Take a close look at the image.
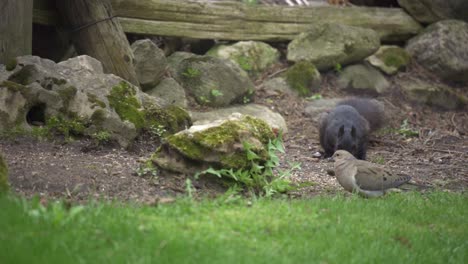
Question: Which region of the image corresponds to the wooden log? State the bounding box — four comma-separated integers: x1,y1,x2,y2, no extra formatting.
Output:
110,0,422,42
55,0,138,85
35,0,422,42
0,0,33,64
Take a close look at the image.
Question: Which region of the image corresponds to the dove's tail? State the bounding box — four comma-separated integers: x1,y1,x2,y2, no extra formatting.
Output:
399,181,432,191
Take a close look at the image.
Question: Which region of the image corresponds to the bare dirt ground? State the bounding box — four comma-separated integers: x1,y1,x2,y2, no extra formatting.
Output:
1,66,467,203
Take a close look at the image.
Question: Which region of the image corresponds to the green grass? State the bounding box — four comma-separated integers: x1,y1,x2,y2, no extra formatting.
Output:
0,192,467,264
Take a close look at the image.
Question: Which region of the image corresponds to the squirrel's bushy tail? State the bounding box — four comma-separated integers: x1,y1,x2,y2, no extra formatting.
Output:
337,98,385,132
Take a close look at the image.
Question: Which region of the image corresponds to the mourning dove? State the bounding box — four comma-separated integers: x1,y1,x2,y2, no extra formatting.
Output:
332,150,416,197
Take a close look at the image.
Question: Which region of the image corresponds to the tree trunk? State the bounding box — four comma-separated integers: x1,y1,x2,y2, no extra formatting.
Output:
55,0,138,86
0,0,33,64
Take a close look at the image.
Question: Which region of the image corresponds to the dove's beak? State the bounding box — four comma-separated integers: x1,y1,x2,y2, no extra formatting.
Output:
327,157,335,162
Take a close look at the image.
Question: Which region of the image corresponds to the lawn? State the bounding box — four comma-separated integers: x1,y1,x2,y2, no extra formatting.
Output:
0,192,466,264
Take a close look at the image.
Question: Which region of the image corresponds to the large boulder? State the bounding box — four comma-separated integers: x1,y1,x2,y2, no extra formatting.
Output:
337,63,390,94
190,104,288,134
207,41,280,77
0,153,8,193
406,20,468,83
398,0,468,24
0,55,189,147
287,24,380,71
169,54,255,107
152,114,276,174
399,77,467,110
131,39,167,91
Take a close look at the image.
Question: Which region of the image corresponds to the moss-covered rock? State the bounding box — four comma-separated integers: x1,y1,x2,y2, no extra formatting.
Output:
287,24,380,70
0,153,9,193
366,46,411,75
337,63,390,94
152,115,275,174
169,54,254,107
284,61,321,96
107,81,146,130
145,105,192,135
207,41,280,77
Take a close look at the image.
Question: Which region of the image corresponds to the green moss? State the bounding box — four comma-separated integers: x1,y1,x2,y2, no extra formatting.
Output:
87,93,106,108
0,81,26,92
379,47,411,69
241,115,275,144
90,109,107,126
0,154,9,193
285,61,320,96
9,65,35,85
46,116,86,138
5,58,17,71
219,152,251,168
145,105,191,135
107,81,145,130
166,133,207,161
58,86,77,108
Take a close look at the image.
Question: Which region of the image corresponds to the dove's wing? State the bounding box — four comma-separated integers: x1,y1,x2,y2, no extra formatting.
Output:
353,160,411,191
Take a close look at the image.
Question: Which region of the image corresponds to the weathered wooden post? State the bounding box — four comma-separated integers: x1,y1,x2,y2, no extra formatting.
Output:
0,0,33,64
55,0,139,86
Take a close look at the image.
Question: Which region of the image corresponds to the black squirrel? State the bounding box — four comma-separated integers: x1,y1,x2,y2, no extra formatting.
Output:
319,98,384,160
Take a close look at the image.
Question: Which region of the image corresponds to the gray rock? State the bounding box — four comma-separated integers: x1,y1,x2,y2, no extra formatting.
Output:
406,20,468,83
304,98,341,122
365,45,411,75
261,77,293,95
145,78,187,108
399,77,467,110
0,55,165,147
131,39,167,91
170,54,255,107
207,41,280,77
190,104,288,134
398,0,468,23
287,24,380,70
337,64,390,94
284,61,321,96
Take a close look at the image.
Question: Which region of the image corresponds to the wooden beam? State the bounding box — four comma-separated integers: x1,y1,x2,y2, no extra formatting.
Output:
34,0,422,42
0,0,33,64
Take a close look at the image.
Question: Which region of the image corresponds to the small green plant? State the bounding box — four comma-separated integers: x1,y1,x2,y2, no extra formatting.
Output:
22,196,85,227
397,119,419,138
91,130,111,144
46,116,86,139
237,56,253,71
198,95,211,104
334,63,342,73
149,124,167,138
182,67,201,78
372,156,385,165
135,164,158,178
210,89,224,97
185,178,195,200
195,135,301,197
305,93,323,101
243,96,251,104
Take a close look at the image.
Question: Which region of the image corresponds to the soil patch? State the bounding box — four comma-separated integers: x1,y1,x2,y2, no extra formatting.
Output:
1,70,467,202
